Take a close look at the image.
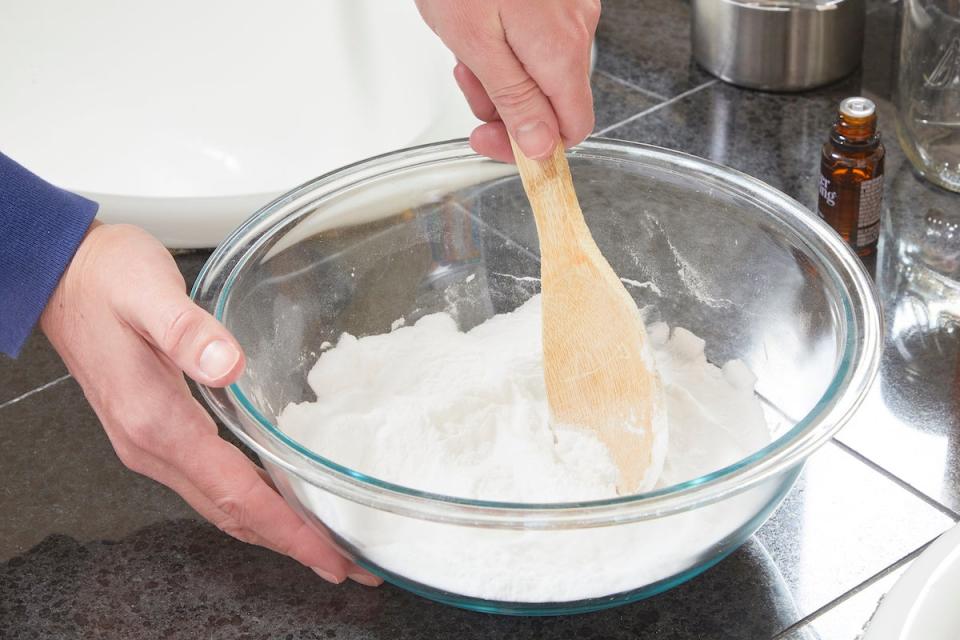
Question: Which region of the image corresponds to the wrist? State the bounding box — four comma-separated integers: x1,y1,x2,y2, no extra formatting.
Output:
40,219,104,341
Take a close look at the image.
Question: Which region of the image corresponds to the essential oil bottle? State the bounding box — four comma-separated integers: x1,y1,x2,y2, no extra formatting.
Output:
818,97,886,257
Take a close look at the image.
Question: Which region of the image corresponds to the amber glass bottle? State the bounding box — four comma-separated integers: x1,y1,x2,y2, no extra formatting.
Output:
818,97,886,257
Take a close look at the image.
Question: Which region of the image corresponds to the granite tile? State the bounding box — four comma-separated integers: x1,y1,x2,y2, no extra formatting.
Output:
868,0,899,14
596,0,712,99
0,249,211,409
754,442,954,618
173,248,214,289
0,378,198,561
0,331,67,406
860,0,899,102
591,70,661,133
595,0,895,102
1,519,803,639
834,344,960,516
0,248,212,560
595,0,896,101
602,1,902,212
777,561,911,640
604,76,862,212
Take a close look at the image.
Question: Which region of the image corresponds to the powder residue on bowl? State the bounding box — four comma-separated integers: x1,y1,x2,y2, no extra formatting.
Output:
279,295,770,501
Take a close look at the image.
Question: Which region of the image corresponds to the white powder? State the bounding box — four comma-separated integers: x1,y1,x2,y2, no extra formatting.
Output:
278,295,772,601
281,295,767,499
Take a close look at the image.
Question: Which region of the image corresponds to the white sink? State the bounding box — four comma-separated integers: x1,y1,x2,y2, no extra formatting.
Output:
864,522,960,640
0,0,477,247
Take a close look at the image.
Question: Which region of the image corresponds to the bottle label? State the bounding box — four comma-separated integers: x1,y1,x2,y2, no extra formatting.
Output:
818,175,838,207
857,175,883,248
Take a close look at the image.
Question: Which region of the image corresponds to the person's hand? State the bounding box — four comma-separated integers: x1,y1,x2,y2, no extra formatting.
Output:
41,222,380,587
416,0,600,162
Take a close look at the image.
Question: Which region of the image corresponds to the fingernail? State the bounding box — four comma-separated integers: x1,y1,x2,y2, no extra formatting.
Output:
199,340,239,379
515,121,556,159
348,571,383,587
312,567,344,584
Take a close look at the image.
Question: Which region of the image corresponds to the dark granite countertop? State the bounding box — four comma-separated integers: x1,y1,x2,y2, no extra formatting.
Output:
3,1,959,638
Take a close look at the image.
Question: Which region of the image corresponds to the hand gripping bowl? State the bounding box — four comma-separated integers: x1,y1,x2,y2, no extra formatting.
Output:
191,139,881,615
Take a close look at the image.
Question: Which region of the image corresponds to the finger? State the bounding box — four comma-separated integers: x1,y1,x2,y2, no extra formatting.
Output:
550,69,595,148
164,429,380,585
524,55,594,148
118,257,245,387
505,11,597,148
469,122,514,164
458,38,559,160
99,337,377,586
453,62,497,122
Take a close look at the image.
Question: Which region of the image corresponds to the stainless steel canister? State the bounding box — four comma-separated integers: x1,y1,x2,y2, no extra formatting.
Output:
691,0,867,91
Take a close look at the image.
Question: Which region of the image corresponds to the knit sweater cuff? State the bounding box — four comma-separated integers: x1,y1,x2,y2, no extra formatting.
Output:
0,152,98,357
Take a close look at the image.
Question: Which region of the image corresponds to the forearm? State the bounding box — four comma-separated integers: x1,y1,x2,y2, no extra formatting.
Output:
0,152,98,357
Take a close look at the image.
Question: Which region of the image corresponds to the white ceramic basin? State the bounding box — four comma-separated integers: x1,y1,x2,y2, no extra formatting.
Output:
0,0,477,247
865,522,960,640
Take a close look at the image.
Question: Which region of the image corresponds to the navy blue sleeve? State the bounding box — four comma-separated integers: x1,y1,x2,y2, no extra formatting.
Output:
0,152,98,357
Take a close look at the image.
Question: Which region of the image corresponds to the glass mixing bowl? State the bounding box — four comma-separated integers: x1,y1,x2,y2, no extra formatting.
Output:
192,139,881,615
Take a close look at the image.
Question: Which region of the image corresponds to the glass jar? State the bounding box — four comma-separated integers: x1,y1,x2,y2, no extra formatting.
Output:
896,0,960,192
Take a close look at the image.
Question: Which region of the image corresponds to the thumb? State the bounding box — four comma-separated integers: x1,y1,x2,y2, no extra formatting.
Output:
125,277,245,387
461,44,559,160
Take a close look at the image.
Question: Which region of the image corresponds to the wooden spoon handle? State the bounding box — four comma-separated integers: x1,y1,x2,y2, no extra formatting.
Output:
509,139,591,256
509,136,665,494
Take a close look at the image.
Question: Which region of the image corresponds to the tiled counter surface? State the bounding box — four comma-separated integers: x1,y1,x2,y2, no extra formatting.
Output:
3,1,959,638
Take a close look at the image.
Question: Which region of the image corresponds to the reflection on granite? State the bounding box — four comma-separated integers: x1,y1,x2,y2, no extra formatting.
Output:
778,561,911,640
754,443,951,618
836,214,960,514
1,519,802,640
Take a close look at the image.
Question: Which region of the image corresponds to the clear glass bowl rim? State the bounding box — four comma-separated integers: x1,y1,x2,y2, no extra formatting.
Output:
192,138,882,527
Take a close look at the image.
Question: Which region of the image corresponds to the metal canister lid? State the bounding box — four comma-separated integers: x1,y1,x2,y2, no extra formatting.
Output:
840,97,876,119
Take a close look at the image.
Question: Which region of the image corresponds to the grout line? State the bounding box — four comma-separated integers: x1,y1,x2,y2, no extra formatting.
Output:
594,69,668,102
772,540,933,639
451,201,543,265
595,78,718,137
831,438,960,521
756,391,801,424
0,373,73,411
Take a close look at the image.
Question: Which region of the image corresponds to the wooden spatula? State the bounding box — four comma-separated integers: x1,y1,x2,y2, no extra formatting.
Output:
510,139,665,495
